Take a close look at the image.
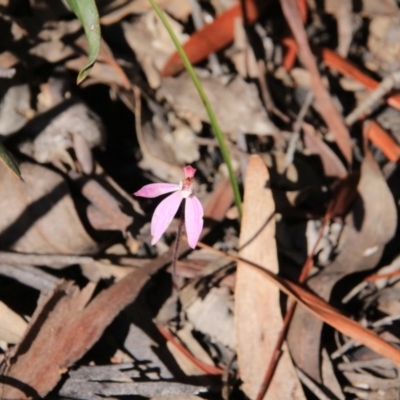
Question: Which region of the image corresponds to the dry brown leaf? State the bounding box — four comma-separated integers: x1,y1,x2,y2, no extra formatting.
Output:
0,281,97,400
122,13,188,82
0,301,27,344
367,15,400,74
82,179,133,233
288,152,397,383
29,40,75,63
0,161,98,254
315,0,398,17
18,98,105,170
100,0,191,25
302,122,347,178
80,260,135,282
26,19,80,64
325,0,353,57
122,322,173,379
0,51,19,69
355,0,398,16
321,348,345,400
235,155,304,399
137,115,199,180
60,379,204,400
158,74,278,136
186,286,235,349
0,83,31,136
71,36,132,91
171,324,216,376
66,55,128,88
137,120,185,183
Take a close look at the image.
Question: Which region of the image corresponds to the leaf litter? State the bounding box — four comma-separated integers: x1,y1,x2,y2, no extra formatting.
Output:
2,0,400,399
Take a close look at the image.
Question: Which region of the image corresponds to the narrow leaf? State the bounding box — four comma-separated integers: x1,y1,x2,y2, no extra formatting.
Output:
66,0,101,84
0,142,22,180
148,0,242,219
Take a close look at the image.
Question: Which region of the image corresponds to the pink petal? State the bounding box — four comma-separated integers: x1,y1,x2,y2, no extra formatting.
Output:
134,183,180,198
151,191,183,245
184,195,204,249
183,165,196,178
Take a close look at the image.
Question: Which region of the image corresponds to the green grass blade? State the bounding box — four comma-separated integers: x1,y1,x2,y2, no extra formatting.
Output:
148,0,242,219
66,0,101,84
0,142,22,180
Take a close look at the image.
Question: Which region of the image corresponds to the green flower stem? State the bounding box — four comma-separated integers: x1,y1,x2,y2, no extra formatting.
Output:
148,0,242,219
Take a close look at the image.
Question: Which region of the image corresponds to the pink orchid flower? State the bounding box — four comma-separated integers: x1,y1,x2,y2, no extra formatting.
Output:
134,166,204,249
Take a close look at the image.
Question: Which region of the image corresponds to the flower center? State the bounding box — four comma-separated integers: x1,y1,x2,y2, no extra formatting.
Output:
181,177,193,198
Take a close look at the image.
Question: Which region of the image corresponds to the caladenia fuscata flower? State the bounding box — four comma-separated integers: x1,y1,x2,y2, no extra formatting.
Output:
134,166,204,249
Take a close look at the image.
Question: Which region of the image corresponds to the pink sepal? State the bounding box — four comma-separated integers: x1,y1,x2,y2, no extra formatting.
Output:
185,194,204,249
151,191,183,245
183,165,196,178
134,183,180,198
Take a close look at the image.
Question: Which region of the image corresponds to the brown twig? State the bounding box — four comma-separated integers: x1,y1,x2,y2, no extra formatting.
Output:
156,323,223,375
0,251,94,268
285,90,314,169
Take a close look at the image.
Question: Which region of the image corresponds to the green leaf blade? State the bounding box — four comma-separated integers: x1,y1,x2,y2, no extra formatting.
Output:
147,0,242,219
66,0,101,84
0,142,22,180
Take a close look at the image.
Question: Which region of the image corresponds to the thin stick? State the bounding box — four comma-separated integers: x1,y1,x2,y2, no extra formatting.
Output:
285,90,314,169
345,70,400,126
257,59,289,123
296,368,332,400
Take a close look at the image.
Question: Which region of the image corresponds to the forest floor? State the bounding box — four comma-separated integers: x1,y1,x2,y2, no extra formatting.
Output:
1,0,400,399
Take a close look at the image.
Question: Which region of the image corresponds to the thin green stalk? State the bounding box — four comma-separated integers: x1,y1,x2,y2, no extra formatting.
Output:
148,0,242,219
